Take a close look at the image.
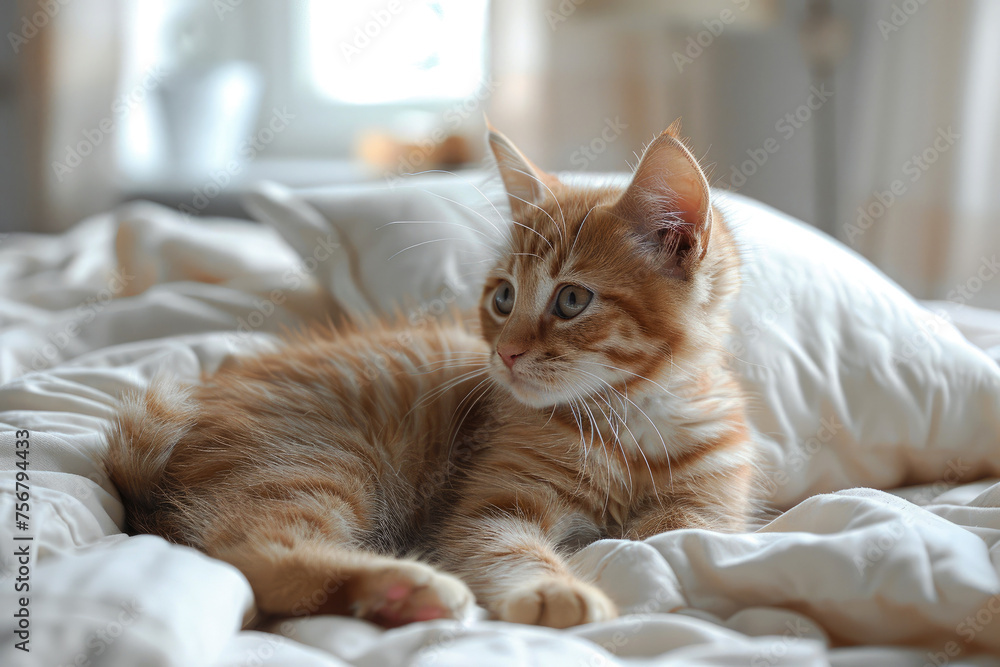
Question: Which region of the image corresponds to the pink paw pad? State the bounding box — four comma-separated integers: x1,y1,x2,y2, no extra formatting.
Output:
384,584,411,601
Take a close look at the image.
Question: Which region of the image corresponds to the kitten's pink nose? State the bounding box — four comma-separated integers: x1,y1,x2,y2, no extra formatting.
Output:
498,344,527,369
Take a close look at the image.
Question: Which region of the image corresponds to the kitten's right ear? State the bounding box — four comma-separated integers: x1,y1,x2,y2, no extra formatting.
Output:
486,121,552,219
609,120,713,277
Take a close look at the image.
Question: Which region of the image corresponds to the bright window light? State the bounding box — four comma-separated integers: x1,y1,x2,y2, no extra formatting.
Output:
308,0,489,105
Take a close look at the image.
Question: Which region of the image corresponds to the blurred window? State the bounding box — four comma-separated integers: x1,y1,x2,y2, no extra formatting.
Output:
308,0,489,105
117,0,492,169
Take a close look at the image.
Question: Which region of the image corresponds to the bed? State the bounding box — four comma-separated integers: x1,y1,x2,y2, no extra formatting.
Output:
1,170,999,666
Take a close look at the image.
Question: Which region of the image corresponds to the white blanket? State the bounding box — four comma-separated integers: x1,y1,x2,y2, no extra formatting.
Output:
1,202,999,666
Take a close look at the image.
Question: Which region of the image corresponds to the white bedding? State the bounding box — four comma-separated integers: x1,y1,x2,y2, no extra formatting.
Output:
2,196,1000,666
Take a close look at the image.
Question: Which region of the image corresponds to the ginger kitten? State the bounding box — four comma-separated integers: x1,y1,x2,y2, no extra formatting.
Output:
104,122,754,630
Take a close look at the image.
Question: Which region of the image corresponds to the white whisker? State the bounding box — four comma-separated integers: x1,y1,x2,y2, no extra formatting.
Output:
406,187,509,247
569,206,598,258
506,191,559,239
378,220,499,245
388,238,479,261
447,376,496,458
576,360,678,398
509,167,566,243
400,169,511,233
575,368,672,493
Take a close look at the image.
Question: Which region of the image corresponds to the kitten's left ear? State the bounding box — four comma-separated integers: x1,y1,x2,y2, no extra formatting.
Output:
485,120,556,220
610,120,713,276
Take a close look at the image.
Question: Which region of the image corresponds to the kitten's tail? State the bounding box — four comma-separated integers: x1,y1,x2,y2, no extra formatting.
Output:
103,380,197,541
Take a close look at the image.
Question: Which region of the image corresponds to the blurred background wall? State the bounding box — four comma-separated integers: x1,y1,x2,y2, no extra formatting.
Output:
2,0,999,308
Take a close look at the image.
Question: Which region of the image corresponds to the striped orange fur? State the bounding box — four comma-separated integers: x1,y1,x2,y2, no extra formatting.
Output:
103,123,754,629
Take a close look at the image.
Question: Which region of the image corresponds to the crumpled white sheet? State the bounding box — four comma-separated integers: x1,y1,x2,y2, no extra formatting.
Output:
1,202,999,666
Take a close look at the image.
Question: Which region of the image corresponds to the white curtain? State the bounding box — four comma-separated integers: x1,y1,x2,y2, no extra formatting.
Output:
839,0,1000,309
40,0,123,232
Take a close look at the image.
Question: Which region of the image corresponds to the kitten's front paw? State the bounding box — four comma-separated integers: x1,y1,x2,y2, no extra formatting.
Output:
497,577,617,628
352,560,475,628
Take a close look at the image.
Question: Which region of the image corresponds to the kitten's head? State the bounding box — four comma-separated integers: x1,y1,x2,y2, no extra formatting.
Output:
480,121,740,409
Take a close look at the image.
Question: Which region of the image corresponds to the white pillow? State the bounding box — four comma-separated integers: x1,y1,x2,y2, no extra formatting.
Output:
243,178,498,321
245,174,1000,508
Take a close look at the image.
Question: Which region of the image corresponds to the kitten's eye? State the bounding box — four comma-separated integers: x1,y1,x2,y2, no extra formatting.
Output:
554,285,593,319
494,280,515,315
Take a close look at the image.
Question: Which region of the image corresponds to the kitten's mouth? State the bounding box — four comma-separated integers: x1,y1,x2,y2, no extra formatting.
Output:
493,365,562,408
